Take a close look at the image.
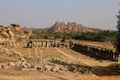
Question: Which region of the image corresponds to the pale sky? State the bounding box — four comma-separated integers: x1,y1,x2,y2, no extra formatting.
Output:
0,0,119,30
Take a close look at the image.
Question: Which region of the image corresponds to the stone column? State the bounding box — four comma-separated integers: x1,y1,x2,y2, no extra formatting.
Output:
114,51,119,62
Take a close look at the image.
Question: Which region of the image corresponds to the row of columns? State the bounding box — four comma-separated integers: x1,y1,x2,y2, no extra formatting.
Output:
27,40,73,48
0,40,74,48
73,43,119,62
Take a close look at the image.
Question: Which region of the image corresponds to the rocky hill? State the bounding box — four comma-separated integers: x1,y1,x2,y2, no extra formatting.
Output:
0,24,32,42
49,21,101,33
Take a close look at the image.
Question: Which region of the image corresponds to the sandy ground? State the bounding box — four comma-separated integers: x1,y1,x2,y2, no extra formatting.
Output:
0,70,119,80
0,40,120,80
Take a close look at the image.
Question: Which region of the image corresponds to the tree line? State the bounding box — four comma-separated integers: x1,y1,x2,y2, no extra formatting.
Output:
30,30,117,43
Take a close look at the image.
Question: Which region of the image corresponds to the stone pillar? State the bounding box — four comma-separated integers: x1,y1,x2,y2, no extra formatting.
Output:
112,51,115,61
67,42,69,48
110,50,113,60
46,41,47,47
43,41,45,47
55,43,57,48
41,41,43,47
114,51,119,62
108,50,111,60
101,49,105,59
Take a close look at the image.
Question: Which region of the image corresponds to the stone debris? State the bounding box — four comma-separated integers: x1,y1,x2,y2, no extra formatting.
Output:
0,46,31,59
0,55,92,74
0,61,33,69
11,51,23,57
68,64,92,74
34,65,41,70
0,46,92,74
43,64,53,72
42,56,92,74
9,62,16,67
51,65,60,72
0,63,10,69
43,64,61,72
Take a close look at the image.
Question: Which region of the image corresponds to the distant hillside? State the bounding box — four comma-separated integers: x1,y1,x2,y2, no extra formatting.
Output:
49,21,102,33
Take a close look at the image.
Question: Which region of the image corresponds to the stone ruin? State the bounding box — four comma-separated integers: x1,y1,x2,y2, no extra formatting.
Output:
72,43,120,62
0,38,119,62
26,39,74,48
0,39,119,75
0,45,93,74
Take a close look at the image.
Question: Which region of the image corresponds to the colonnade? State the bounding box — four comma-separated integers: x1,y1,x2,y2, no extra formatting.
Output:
73,43,119,62
27,40,74,48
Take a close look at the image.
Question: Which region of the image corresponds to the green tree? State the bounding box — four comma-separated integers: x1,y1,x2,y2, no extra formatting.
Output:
116,10,120,52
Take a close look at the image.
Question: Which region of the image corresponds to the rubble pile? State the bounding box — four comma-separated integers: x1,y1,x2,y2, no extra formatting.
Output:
43,56,92,74
0,46,93,74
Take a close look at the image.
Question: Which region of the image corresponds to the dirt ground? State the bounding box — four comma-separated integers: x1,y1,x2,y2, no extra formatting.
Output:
0,40,120,80
74,40,116,50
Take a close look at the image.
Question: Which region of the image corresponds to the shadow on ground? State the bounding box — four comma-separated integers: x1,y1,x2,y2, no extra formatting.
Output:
93,63,120,76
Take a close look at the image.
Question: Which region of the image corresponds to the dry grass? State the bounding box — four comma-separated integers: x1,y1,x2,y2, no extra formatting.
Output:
74,40,115,50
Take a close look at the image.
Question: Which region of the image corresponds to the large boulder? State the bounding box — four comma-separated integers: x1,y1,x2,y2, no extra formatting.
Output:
1,31,9,38
11,24,20,31
8,30,14,38
0,24,33,41
0,63,10,69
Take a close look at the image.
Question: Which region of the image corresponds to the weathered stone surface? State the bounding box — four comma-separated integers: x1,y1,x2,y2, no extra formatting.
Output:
0,24,32,41
34,65,41,70
0,63,10,69
43,64,52,72
9,62,16,67
51,65,60,72
0,63,5,69
43,64,62,72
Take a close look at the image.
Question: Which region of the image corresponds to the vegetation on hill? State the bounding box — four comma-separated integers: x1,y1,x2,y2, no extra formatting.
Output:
29,21,117,43
30,29,117,43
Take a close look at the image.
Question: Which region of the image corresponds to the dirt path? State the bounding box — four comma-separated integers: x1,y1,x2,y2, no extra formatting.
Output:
0,70,85,80
56,48,75,60
0,75,57,80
